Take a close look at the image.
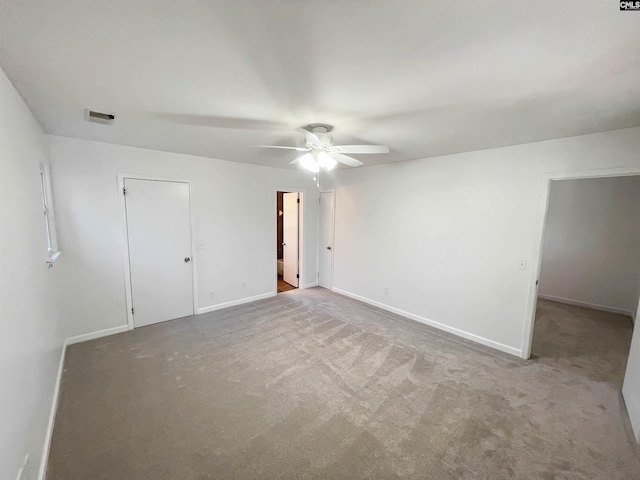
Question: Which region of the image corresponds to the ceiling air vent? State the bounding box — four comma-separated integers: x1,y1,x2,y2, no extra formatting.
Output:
86,109,115,125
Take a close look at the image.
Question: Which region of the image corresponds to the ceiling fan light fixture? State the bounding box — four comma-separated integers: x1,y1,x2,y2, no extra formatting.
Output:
298,152,319,173
318,151,337,170
251,124,387,171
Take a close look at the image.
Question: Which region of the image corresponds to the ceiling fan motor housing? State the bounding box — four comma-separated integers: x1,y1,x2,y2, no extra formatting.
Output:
303,123,333,133
302,124,334,148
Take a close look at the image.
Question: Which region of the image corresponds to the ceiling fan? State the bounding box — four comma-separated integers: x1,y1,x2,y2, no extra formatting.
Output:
250,124,389,172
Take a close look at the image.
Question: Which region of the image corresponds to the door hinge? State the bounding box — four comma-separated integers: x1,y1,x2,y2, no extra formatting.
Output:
131,307,134,315
296,273,299,279
123,187,126,195
297,198,300,204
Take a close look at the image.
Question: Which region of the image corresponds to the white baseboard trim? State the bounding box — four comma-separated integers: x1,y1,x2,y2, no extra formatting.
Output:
66,325,131,346
538,294,634,319
37,344,66,480
302,282,318,289
332,287,522,358
197,292,276,315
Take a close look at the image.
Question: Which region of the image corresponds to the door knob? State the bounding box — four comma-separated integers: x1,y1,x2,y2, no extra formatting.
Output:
184,257,191,263
282,242,286,246
326,246,332,250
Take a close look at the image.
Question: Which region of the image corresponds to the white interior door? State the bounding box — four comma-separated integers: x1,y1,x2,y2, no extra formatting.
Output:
319,191,335,289
125,179,194,327
283,192,299,287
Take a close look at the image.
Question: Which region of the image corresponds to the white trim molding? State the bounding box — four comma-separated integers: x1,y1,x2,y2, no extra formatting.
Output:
538,294,634,319
332,287,522,357
197,292,276,315
66,325,131,346
37,345,65,480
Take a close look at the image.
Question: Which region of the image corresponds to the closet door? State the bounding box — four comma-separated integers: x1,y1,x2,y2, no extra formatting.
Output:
319,191,335,289
125,179,193,327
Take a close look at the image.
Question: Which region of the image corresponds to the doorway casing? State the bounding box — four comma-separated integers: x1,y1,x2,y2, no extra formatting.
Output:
274,187,308,293
522,166,640,360
118,173,199,330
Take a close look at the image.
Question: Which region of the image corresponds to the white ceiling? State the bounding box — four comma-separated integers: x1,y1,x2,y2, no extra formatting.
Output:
1,1,639,168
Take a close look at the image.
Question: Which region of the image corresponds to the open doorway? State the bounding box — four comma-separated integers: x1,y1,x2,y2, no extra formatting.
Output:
276,191,301,293
528,175,640,385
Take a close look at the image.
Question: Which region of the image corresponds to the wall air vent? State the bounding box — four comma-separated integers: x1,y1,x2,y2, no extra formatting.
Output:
85,109,115,125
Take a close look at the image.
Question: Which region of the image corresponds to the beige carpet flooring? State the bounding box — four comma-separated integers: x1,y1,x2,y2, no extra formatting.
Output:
46,289,640,479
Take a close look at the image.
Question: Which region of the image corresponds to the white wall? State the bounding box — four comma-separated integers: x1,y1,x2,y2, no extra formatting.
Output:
48,136,319,338
538,176,640,317
327,126,640,357
0,68,64,478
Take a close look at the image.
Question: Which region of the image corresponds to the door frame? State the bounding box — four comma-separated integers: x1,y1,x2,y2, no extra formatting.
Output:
521,165,640,360
118,173,199,329
274,187,307,293
318,189,336,290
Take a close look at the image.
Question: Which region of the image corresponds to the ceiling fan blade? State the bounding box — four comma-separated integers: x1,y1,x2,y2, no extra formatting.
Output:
333,153,364,167
301,129,324,149
332,145,389,154
249,145,310,151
